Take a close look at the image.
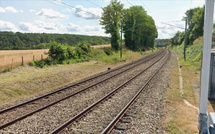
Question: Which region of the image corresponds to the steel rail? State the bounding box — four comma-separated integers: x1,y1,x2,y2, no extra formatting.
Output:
101,50,170,134
0,49,163,115
0,50,165,129
50,50,167,134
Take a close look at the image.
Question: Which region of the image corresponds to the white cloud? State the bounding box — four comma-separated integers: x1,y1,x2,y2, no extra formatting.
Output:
55,0,61,4
156,21,185,39
19,22,38,32
0,7,5,12
35,20,65,31
36,8,67,19
67,23,107,36
66,8,72,12
18,21,66,33
84,25,100,32
0,6,19,13
0,20,16,31
67,23,81,32
70,5,102,20
29,9,36,13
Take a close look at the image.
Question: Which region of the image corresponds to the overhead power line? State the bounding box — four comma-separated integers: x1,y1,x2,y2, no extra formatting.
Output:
126,0,133,6
45,0,98,19
161,22,184,29
86,0,102,8
139,0,159,22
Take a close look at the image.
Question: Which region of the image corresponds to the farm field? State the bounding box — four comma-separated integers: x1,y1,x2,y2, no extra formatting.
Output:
0,44,111,71
0,49,49,71
91,44,111,49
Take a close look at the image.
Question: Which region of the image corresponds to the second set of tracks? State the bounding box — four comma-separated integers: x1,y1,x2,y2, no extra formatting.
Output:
0,49,170,133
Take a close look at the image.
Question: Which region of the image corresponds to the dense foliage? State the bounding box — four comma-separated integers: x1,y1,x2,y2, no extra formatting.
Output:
0,32,110,50
31,41,92,68
155,39,171,47
100,0,124,50
171,6,204,46
123,6,158,51
185,7,204,45
100,1,157,51
171,31,185,46
30,41,147,68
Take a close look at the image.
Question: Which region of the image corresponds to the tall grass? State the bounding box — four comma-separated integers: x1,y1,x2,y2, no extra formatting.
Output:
171,37,205,69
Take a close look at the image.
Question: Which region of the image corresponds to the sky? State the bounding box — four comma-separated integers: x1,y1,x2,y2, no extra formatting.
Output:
0,0,206,39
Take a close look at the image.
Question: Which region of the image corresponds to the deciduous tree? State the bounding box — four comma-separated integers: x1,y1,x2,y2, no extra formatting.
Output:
100,0,124,50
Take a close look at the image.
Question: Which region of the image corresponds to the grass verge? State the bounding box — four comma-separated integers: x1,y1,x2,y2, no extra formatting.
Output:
0,49,155,106
164,52,214,134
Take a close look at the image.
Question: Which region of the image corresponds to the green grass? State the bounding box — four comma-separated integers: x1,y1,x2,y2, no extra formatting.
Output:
170,37,215,70
1,67,12,73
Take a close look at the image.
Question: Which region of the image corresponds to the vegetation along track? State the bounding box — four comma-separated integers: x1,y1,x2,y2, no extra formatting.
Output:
50,50,169,134
0,49,165,131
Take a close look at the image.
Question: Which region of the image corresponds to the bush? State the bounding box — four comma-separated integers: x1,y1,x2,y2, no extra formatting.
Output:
29,61,36,66
1,67,11,73
75,41,91,58
48,42,68,61
104,48,113,56
67,45,76,59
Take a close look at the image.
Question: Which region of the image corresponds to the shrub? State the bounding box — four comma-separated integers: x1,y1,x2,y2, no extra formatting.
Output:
1,67,11,73
48,42,68,61
67,45,76,59
104,48,113,56
29,61,36,66
75,41,91,58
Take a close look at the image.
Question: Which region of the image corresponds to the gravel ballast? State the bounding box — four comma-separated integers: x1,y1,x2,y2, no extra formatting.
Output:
0,51,164,133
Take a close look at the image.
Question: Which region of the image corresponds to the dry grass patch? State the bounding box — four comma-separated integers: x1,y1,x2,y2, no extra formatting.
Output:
164,55,215,134
164,63,199,133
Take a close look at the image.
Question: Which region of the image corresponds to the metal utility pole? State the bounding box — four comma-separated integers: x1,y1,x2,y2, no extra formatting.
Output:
184,18,188,61
198,0,214,133
120,23,123,59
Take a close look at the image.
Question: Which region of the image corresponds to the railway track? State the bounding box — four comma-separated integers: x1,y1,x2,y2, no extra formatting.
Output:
0,49,165,131
50,50,170,134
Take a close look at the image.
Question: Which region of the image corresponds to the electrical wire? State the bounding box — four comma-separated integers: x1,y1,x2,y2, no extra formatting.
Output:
45,0,99,18
139,0,159,22
86,0,102,8
126,0,133,6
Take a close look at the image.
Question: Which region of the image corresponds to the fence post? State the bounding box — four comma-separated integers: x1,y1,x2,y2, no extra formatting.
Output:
21,56,24,66
33,55,35,61
41,54,43,60
11,58,13,69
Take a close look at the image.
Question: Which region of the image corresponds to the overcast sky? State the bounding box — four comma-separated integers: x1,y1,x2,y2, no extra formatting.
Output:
0,0,206,39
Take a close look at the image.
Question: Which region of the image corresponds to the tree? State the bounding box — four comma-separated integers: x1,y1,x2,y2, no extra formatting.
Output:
185,6,204,45
100,0,124,50
0,32,110,50
123,6,157,51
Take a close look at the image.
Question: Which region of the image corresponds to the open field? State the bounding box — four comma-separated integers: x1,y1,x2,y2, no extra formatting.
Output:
0,45,111,71
91,44,111,49
0,49,49,71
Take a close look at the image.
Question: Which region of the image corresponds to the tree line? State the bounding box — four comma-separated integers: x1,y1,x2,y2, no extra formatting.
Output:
0,32,110,50
100,0,157,51
171,6,204,46
155,39,171,48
